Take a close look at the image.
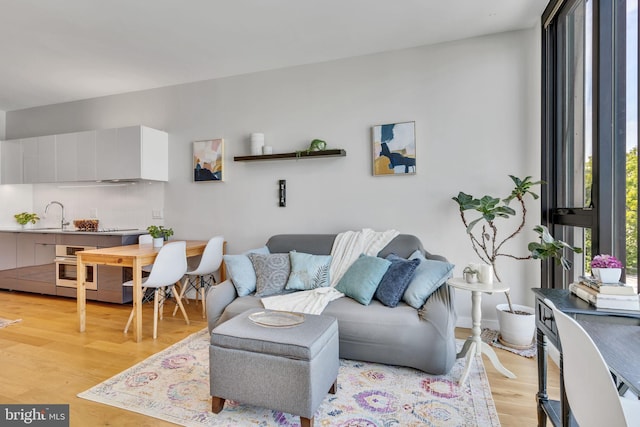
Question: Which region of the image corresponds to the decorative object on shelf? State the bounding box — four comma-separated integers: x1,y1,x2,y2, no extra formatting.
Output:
453,175,582,348
193,138,224,182
147,225,174,247
250,133,264,155
463,266,478,283
73,219,99,231
372,121,416,176
295,138,327,158
14,212,40,227
234,149,346,162
590,254,623,283
262,146,273,155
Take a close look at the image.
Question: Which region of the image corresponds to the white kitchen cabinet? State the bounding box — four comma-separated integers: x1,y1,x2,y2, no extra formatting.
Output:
55,130,96,182
96,125,168,181
22,135,56,183
0,125,167,184
0,139,23,184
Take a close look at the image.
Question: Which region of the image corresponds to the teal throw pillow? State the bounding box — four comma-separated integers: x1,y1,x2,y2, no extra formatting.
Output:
223,246,270,296
375,254,421,307
285,251,332,291
335,254,391,305
402,250,454,309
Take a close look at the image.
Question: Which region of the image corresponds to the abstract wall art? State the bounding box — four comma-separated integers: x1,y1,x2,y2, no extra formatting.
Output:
193,138,224,182
372,121,416,176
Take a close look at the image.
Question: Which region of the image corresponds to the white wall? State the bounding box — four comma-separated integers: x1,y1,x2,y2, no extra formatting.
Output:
4,28,541,328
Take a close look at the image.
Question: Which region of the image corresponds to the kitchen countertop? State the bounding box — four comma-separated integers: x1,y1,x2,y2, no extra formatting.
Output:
0,227,146,236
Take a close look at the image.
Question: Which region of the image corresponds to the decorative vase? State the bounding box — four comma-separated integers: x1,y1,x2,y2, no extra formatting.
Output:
153,237,164,248
592,267,622,284
463,271,478,284
496,304,535,347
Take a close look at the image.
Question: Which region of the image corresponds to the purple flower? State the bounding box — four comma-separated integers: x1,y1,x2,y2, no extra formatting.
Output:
591,254,623,269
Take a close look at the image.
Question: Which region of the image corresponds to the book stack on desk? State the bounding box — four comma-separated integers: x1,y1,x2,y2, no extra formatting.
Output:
569,276,640,311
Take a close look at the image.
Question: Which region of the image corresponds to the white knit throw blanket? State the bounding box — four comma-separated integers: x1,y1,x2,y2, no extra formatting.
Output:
329,228,400,287
261,229,399,314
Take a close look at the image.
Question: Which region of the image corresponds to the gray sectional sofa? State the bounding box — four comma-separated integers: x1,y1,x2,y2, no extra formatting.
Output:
205,233,457,375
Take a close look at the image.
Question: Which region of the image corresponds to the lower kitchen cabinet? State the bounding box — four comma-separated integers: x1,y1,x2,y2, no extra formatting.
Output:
0,231,141,303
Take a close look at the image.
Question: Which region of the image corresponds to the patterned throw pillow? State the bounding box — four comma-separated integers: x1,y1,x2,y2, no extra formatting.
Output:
249,253,291,297
285,251,332,291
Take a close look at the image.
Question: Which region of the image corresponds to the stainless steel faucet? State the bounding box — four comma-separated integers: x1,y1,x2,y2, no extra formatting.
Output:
45,201,70,230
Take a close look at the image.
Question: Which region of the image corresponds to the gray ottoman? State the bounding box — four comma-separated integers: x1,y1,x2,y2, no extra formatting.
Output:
210,308,339,427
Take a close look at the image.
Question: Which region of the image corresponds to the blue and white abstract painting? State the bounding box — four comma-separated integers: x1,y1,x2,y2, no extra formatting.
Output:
372,121,416,176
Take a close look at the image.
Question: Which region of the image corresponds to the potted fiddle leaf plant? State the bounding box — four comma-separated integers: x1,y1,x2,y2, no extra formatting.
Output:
453,175,582,347
147,225,174,247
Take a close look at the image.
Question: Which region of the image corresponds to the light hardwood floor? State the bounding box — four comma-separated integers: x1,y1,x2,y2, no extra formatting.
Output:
0,290,559,426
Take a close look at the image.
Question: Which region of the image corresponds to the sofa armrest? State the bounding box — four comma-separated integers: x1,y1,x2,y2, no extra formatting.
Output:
205,279,238,333
418,283,457,371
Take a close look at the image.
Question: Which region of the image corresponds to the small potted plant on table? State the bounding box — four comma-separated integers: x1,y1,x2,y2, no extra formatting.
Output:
147,225,174,247
590,254,623,283
14,212,40,229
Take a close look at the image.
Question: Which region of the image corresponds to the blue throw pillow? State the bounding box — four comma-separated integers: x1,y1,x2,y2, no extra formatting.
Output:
375,254,421,307
402,250,454,309
285,251,332,291
335,254,391,305
223,246,270,296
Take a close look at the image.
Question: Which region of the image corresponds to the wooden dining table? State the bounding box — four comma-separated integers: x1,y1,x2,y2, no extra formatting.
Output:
76,240,208,342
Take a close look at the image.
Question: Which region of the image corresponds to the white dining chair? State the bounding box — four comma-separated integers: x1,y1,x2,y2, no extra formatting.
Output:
124,241,189,339
545,298,640,427
173,236,224,318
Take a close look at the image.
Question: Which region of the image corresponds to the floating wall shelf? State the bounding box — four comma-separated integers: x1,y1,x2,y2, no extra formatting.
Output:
234,149,346,162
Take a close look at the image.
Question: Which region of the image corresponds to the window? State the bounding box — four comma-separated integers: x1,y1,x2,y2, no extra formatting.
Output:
542,0,638,290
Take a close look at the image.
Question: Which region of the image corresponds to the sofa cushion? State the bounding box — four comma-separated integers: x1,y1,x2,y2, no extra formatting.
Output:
249,253,291,297
375,254,420,307
334,254,391,305
224,246,270,296
285,251,332,291
403,250,454,309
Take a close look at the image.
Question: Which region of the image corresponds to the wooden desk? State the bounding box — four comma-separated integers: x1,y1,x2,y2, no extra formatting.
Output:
77,240,208,342
532,288,640,426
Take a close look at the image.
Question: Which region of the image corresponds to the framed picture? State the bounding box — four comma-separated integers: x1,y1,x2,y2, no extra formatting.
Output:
372,121,416,176
193,138,224,182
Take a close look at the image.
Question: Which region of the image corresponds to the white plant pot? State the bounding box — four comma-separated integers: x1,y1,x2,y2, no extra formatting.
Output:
496,303,535,347
592,267,622,284
153,237,164,248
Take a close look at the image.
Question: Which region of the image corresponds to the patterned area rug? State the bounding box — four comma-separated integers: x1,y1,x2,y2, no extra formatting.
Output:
79,329,500,426
481,328,537,358
0,317,21,328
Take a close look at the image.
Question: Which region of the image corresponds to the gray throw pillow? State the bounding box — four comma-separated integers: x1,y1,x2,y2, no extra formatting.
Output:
375,253,421,307
249,253,291,297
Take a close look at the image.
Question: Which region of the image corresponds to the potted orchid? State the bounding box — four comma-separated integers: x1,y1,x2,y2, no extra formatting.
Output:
590,254,623,284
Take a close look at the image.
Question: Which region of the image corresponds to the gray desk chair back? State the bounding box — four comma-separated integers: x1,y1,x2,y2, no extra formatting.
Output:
544,298,640,427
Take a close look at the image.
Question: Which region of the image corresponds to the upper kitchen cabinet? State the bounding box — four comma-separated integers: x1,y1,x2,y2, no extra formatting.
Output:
23,135,56,183
95,125,168,182
56,130,97,182
0,125,168,184
0,139,23,184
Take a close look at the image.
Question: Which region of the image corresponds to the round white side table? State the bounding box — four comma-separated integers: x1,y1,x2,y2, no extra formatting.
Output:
447,277,517,385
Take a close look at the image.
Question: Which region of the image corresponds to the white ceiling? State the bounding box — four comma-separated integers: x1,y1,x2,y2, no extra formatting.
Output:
0,0,548,112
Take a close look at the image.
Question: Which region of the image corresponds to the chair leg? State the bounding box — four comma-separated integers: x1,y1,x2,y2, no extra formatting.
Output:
153,289,160,339
124,287,146,334
171,283,190,325
200,285,207,318
172,276,190,316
